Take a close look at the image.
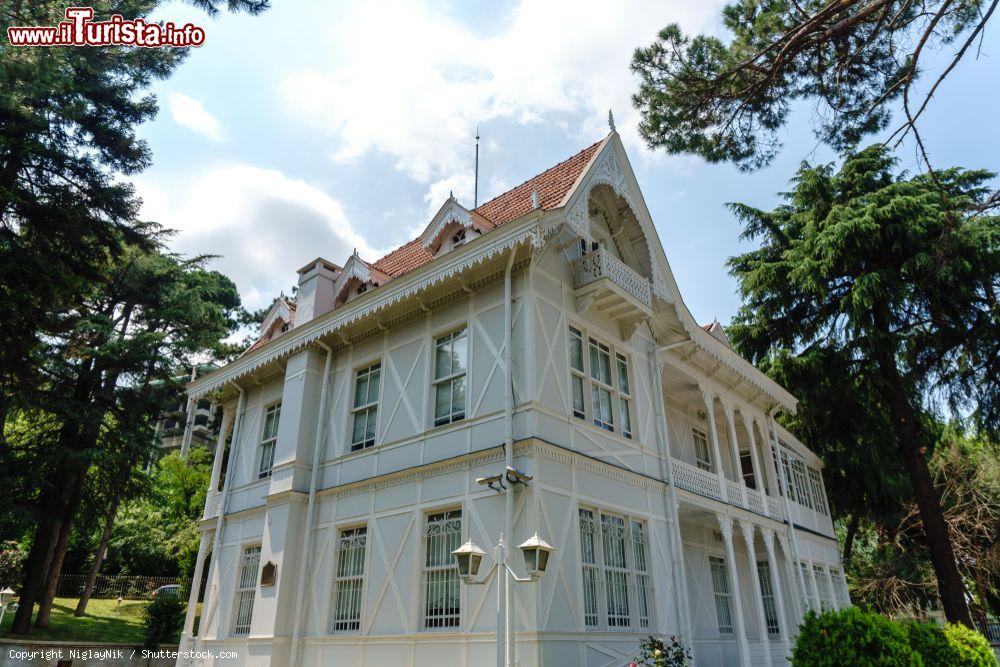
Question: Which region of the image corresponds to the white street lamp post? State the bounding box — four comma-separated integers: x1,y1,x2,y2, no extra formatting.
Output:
0,587,15,628
453,531,555,667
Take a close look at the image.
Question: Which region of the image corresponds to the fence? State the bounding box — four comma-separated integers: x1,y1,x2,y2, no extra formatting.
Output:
55,574,189,600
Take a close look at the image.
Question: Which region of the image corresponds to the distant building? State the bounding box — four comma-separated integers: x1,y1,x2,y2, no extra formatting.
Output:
155,365,221,459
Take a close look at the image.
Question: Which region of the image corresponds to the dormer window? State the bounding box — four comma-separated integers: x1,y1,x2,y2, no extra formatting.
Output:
357,283,368,295
452,229,467,247
420,196,494,256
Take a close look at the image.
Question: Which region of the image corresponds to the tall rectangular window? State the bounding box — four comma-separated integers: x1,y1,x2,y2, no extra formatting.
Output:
433,328,467,427
423,509,462,629
258,403,281,479
578,507,652,629
814,564,833,611
739,451,757,489
792,458,813,508
569,327,586,420
831,568,850,607
800,561,816,610
330,526,367,632
231,545,260,637
351,363,380,451
807,467,828,515
781,450,796,501
757,560,780,636
616,353,632,439
709,555,734,635
693,428,713,471
589,340,614,432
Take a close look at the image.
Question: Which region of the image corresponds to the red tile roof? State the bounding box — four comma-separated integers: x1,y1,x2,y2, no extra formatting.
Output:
372,138,603,278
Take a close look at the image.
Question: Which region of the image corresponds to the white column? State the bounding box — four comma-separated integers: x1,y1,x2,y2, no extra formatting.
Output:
761,528,790,656
777,533,806,623
741,411,769,517
702,388,728,502
740,521,772,667
179,531,211,652
718,514,750,667
204,405,234,516
723,402,748,508
825,567,840,611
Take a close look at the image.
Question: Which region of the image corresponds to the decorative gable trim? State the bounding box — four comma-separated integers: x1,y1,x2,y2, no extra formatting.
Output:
260,297,293,336
420,196,494,253
331,253,391,307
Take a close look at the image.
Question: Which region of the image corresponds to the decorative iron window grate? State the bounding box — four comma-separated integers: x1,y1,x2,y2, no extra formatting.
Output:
331,526,367,632
423,509,462,629
709,555,734,635
231,545,260,637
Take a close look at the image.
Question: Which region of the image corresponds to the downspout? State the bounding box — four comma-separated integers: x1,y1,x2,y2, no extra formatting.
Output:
649,343,692,642
290,341,334,666
503,249,516,667
206,382,247,634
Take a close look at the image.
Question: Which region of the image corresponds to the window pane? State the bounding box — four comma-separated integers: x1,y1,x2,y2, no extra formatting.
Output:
572,376,585,419
578,509,599,627
434,383,451,421
367,366,381,404
620,398,632,439
709,556,733,634
435,340,451,379
569,328,584,371
424,510,462,629
451,330,467,374
451,376,465,416
332,527,367,632
352,412,367,447
354,375,369,408
232,545,260,637
616,355,630,395
757,560,780,635
694,429,712,471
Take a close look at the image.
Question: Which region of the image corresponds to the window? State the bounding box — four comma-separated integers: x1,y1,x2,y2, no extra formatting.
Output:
709,555,734,634
423,509,462,629
739,451,757,489
569,327,586,420
807,467,828,515
351,363,381,451
589,340,614,431
757,560,780,636
771,443,786,496
780,450,796,501
451,229,467,247
617,354,632,439
814,564,833,611
258,403,281,479
433,328,467,426
831,568,850,607
577,507,652,629
791,458,813,508
799,561,816,611
331,526,367,632
231,545,260,637
693,428,713,471
567,327,633,436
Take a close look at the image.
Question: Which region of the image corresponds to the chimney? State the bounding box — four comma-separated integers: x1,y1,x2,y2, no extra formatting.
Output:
295,257,341,326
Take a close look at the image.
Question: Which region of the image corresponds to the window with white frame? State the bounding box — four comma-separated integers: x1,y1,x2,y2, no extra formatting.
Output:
423,509,462,629
739,451,757,489
709,555,734,634
577,507,652,629
433,328,467,427
799,561,816,610
569,327,586,420
258,403,281,479
814,564,833,610
350,363,381,451
567,327,634,436
693,428,713,471
756,560,780,636
807,467,828,515
330,526,367,632
616,353,633,439
792,458,813,508
831,568,850,607
231,544,260,637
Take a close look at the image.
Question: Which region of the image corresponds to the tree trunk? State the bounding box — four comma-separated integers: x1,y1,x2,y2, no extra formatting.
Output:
843,510,860,566
10,516,59,634
75,485,125,617
874,348,973,627
34,516,74,628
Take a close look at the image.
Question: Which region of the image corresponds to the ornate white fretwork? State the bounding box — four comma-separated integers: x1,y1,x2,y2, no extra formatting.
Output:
571,246,653,309
420,197,476,251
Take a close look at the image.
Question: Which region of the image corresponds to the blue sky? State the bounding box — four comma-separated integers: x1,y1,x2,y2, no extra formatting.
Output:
137,0,999,323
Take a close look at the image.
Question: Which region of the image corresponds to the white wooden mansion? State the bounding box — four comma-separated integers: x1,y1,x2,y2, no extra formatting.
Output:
178,129,849,667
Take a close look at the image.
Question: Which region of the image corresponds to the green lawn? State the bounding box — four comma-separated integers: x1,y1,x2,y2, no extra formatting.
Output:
0,597,149,643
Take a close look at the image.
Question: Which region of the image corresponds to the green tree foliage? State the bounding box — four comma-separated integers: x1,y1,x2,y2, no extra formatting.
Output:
143,596,185,647
726,145,999,625
631,0,997,171
793,608,921,666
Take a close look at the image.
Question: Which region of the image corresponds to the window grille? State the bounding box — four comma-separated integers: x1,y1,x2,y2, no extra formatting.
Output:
757,560,780,635
423,509,462,629
331,526,367,632
631,520,651,628
601,514,630,627
258,403,281,479
231,545,260,637
351,363,381,451
433,329,467,426
709,555,734,635
578,509,600,627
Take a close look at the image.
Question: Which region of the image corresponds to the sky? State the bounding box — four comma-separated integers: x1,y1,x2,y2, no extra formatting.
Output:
136,0,1000,323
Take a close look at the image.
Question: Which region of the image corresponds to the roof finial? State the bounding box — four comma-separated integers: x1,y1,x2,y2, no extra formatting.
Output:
449,190,454,200
608,109,616,133
474,126,480,209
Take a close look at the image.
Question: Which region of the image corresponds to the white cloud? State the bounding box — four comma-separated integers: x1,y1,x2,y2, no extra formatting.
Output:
168,92,224,142
137,165,381,310
281,0,723,202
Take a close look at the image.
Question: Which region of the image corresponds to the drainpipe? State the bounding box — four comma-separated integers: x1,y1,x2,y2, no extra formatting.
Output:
206,383,247,634
289,341,334,667
503,249,516,667
649,343,692,642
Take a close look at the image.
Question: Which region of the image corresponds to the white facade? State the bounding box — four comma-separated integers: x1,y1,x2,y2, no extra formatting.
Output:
179,132,847,667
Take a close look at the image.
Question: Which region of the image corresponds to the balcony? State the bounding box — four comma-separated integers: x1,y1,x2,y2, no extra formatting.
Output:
672,458,785,520
571,247,653,339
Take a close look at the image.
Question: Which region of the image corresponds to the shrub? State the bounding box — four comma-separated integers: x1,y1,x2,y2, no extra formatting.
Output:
143,596,185,647
631,635,691,667
792,608,921,666
906,620,998,666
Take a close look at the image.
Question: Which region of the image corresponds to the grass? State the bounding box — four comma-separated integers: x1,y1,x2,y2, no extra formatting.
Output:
0,597,149,643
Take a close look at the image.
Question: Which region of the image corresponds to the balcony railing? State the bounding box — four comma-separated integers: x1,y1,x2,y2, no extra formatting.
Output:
672,458,785,520
572,247,653,309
